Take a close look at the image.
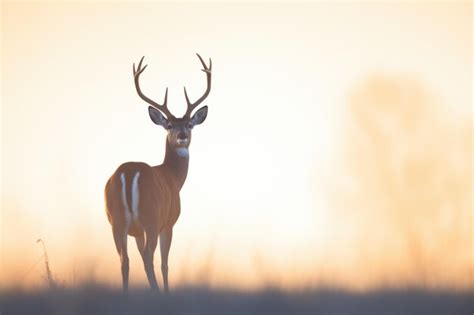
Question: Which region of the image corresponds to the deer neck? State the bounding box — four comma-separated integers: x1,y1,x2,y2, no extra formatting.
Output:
161,138,189,190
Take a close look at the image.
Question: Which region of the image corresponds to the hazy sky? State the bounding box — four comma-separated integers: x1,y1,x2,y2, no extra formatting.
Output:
1,2,472,290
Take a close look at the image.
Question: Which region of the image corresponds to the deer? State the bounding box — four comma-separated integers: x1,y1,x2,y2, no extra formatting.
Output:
104,54,211,293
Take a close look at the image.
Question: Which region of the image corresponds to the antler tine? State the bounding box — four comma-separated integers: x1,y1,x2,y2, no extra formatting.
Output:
183,86,191,106
133,56,175,119
184,53,212,118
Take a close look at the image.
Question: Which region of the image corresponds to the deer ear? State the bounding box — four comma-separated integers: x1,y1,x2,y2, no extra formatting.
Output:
190,106,208,126
148,106,168,128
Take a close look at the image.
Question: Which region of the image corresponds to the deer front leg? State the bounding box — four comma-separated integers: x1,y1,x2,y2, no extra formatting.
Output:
160,228,173,293
135,232,145,258
143,230,160,291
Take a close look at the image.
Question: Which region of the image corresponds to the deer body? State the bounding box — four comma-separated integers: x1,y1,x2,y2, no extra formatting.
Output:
105,153,186,239
104,54,211,292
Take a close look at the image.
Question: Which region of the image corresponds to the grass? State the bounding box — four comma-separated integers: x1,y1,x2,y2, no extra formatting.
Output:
1,284,472,315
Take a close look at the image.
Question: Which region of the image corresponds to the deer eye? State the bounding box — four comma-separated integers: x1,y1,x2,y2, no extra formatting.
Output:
166,122,173,129
187,123,193,129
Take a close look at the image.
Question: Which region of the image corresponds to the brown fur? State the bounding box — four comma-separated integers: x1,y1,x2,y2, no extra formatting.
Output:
104,161,181,237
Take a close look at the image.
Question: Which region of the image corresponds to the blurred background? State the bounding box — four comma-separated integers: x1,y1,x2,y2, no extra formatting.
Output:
1,2,472,291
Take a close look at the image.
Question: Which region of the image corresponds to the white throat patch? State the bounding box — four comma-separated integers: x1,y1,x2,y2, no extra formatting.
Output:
176,147,189,157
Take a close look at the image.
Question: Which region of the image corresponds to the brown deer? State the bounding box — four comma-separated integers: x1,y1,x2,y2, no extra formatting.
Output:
104,54,211,293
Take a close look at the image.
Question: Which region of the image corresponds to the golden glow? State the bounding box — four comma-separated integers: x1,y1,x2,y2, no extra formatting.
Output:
1,2,472,290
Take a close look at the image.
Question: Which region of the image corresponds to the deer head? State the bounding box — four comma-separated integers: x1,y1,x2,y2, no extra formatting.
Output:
133,54,212,152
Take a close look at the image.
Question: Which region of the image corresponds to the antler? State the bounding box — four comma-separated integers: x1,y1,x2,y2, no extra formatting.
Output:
133,56,175,119
183,53,212,118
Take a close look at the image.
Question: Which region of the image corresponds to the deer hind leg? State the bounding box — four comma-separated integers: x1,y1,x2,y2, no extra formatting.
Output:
113,171,133,292
112,227,129,292
143,230,160,291
160,228,173,293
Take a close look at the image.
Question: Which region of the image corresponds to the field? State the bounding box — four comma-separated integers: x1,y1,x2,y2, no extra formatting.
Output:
1,285,472,315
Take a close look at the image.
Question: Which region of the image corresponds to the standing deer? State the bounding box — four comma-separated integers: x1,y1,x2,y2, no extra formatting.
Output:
104,54,211,293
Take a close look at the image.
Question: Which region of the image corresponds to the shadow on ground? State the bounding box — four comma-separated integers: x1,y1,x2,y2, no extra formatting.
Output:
1,285,472,315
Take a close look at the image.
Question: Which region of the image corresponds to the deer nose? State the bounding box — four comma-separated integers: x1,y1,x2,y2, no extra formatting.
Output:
177,132,188,140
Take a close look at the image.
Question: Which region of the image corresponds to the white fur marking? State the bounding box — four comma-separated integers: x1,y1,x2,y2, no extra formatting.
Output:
177,138,189,145
131,172,140,221
176,147,189,157
120,173,131,226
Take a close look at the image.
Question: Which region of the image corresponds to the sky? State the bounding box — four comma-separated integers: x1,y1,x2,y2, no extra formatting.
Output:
1,2,472,290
